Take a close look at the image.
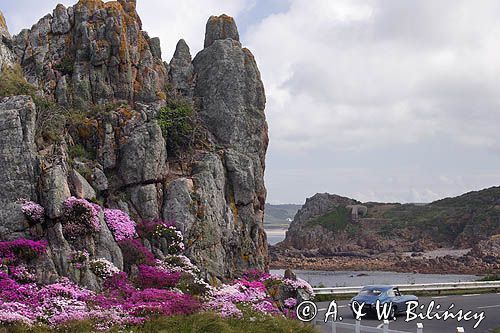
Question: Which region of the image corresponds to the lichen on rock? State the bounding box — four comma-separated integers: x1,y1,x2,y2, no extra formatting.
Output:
0,5,269,284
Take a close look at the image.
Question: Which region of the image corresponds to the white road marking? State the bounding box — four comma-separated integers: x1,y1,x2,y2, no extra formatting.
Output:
432,296,448,299
376,320,394,329
317,305,347,311
462,294,481,297
477,304,500,309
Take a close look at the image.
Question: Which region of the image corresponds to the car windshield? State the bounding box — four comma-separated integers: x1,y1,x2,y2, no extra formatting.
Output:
358,288,383,296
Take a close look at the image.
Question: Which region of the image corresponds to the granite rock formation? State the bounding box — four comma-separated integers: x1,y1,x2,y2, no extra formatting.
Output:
0,10,15,68
0,96,38,240
0,0,268,286
282,193,358,251
13,0,168,107
281,188,500,255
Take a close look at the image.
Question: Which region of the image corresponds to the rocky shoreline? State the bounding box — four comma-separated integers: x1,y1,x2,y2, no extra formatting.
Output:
270,239,500,275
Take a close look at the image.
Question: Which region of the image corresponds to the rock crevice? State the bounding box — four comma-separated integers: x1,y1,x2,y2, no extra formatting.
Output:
0,5,268,282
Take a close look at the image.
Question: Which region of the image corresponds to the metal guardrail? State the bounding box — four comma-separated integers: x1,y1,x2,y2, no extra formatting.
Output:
312,280,500,295
315,319,411,333
315,319,466,333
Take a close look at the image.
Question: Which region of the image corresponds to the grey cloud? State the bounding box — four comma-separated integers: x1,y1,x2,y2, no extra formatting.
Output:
247,0,500,203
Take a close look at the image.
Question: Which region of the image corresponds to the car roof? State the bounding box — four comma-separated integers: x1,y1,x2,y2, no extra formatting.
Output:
361,285,396,291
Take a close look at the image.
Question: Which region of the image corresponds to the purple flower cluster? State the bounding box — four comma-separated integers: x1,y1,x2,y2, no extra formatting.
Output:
0,221,313,329
0,265,199,328
62,197,101,240
89,258,120,279
137,220,175,238
68,250,90,269
0,239,47,264
204,270,315,318
137,221,184,254
118,238,156,270
20,200,44,223
9,266,36,283
103,209,137,241
137,265,182,289
0,273,95,326
284,297,298,308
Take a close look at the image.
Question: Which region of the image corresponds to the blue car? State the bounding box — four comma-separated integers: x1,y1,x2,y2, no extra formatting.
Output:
348,285,418,318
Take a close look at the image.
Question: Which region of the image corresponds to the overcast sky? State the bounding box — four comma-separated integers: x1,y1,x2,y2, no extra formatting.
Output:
3,0,500,204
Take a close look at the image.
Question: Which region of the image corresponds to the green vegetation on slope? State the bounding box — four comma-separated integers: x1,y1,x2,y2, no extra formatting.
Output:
157,98,196,157
301,186,500,246
0,65,67,145
0,65,36,98
0,313,319,333
306,206,350,232
433,187,500,207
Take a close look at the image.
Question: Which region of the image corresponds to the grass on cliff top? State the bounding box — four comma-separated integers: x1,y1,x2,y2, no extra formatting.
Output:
0,313,319,333
306,206,350,232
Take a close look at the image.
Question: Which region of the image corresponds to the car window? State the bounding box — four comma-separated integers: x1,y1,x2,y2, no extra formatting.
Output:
386,289,396,297
358,288,382,296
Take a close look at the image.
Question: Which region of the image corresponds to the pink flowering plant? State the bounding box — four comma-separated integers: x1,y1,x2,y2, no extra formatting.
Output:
0,239,47,264
136,264,182,289
20,200,45,223
137,220,184,254
62,197,101,240
89,258,120,279
0,221,314,329
118,238,156,271
202,270,313,318
68,250,90,269
103,209,137,241
202,269,315,319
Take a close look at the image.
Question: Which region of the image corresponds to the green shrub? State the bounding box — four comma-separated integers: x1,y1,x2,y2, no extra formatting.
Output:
157,99,194,155
54,56,74,76
68,144,94,161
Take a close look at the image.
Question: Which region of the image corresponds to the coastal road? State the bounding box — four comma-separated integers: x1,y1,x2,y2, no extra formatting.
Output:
313,293,500,333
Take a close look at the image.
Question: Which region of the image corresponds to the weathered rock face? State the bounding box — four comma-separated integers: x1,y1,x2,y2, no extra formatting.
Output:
470,235,500,264
0,96,38,239
0,5,268,283
282,193,359,251
204,15,240,48
0,10,15,68
169,39,194,98
13,0,168,107
176,16,268,277
282,188,500,256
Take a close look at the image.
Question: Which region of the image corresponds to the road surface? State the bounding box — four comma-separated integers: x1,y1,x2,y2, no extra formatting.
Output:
312,293,500,333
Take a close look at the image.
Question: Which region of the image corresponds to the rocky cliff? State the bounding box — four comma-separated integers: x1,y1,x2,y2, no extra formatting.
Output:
0,10,15,68
0,0,268,286
282,188,500,254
